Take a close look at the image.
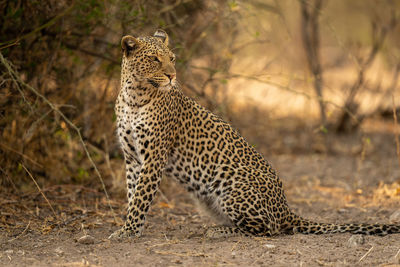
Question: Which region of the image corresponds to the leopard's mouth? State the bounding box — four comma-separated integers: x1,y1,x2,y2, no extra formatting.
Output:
147,77,176,89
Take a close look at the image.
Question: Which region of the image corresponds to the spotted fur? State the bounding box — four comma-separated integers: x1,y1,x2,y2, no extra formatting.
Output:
109,30,400,239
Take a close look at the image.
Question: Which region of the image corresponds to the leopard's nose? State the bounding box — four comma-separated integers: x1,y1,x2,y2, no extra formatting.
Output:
166,73,175,81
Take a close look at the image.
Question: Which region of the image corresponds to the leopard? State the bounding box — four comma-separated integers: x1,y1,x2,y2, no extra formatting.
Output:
109,29,400,239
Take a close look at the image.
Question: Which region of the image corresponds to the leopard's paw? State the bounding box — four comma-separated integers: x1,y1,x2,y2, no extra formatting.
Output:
108,227,138,240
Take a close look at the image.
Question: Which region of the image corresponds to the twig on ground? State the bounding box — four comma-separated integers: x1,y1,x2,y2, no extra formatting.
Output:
55,215,88,229
394,248,400,261
21,164,58,219
7,221,31,242
358,246,373,263
0,52,116,223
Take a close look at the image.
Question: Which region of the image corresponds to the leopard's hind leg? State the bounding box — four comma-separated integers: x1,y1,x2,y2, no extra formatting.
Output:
212,182,279,237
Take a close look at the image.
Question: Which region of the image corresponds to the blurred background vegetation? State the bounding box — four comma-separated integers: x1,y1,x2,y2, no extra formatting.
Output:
1,0,400,197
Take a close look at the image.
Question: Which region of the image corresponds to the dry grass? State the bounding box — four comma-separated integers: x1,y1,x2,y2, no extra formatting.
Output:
0,184,124,238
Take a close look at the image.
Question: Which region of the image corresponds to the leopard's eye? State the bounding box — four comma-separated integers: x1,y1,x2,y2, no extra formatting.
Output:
170,56,175,62
148,56,160,62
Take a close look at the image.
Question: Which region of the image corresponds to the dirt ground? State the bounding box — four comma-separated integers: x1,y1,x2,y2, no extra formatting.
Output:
1,124,400,267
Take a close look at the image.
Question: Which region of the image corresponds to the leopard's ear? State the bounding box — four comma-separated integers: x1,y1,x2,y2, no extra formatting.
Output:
121,35,141,56
153,29,169,46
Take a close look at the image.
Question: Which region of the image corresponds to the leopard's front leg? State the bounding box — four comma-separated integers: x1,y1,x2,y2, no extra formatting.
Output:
108,156,140,239
109,153,167,239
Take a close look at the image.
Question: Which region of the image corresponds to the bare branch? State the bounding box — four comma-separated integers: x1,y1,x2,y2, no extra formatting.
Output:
335,10,399,133
299,0,326,127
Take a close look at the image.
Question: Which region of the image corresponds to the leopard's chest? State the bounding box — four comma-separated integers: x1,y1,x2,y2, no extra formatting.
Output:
116,105,147,164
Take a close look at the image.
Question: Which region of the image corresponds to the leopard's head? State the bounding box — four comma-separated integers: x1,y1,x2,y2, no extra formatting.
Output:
121,30,176,89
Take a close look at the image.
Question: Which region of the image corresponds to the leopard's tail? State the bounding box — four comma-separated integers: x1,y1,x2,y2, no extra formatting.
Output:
287,214,400,236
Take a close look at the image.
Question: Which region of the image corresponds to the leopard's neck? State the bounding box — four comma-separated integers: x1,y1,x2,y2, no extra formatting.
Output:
117,78,160,109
